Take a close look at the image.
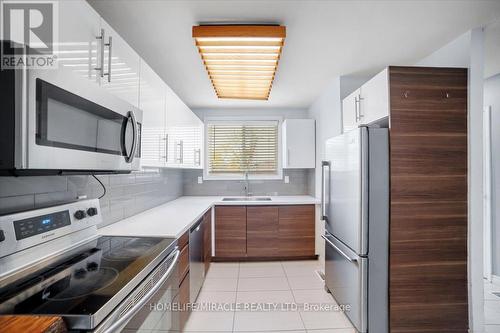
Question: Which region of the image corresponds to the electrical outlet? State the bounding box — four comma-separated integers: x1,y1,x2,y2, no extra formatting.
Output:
197,176,203,184
284,175,290,184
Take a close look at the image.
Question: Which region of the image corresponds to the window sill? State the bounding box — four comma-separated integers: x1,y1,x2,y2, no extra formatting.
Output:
203,173,283,181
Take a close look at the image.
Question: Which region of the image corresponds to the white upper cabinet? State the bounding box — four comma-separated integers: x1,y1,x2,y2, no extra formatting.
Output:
99,20,141,108
342,89,360,133
359,68,389,125
342,68,389,132
165,86,203,169
282,119,316,169
57,0,203,170
139,61,168,168
57,1,101,85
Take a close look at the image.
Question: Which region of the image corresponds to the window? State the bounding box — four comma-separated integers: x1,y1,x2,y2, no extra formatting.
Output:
205,120,281,179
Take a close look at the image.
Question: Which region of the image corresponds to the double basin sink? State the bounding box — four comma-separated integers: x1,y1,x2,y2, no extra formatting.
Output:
222,197,272,202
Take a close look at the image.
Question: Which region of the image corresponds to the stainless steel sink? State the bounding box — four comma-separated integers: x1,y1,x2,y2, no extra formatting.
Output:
222,197,272,202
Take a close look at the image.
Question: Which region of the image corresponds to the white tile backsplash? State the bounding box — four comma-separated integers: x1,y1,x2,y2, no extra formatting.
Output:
0,168,183,226
183,169,312,196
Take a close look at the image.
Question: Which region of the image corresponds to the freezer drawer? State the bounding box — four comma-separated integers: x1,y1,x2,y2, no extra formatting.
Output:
323,232,367,333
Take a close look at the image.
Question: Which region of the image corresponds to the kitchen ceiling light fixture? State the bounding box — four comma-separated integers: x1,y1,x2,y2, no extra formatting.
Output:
192,25,286,100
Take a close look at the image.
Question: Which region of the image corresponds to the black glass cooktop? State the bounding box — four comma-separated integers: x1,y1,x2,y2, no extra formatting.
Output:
0,236,176,316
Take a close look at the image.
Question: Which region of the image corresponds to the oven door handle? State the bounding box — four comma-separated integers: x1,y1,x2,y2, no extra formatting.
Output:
102,249,180,333
124,110,138,163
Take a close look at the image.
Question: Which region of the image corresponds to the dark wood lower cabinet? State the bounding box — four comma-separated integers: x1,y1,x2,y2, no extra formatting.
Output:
176,210,212,328
215,206,247,258
247,206,279,257
214,204,315,260
278,205,315,257
178,243,189,283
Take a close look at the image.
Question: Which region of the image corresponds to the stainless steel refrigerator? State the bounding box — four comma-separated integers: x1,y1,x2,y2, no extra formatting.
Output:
321,126,389,333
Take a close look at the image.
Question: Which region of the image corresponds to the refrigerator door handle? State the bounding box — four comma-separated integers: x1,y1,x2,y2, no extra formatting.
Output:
322,234,357,263
321,161,331,221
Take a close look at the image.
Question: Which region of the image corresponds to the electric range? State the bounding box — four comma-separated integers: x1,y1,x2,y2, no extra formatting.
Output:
0,199,180,332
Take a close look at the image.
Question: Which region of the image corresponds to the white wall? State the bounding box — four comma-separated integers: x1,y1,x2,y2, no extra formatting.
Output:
469,27,486,333
192,108,309,121
306,77,342,266
484,74,500,277
485,19,500,78
416,31,471,68
307,78,342,198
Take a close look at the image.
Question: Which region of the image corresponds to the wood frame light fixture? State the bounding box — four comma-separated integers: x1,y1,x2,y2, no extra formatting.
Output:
192,25,286,100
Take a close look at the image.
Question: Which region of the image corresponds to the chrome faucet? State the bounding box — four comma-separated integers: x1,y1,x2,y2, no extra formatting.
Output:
243,172,252,197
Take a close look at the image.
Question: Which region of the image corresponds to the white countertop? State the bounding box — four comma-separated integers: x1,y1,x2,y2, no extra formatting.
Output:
99,195,320,239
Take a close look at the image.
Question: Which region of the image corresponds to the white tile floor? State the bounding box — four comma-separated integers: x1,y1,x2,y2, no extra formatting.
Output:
485,280,500,333
183,260,355,333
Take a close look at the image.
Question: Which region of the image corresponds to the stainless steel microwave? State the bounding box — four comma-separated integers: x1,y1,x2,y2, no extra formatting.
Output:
0,42,142,175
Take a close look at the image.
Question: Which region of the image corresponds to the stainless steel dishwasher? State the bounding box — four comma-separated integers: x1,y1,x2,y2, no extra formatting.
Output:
189,218,205,302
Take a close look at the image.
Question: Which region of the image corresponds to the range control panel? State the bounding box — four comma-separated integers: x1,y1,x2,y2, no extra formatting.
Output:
13,210,71,240
0,199,101,259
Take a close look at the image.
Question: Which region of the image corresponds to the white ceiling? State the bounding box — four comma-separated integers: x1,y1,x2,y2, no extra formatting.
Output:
88,0,500,109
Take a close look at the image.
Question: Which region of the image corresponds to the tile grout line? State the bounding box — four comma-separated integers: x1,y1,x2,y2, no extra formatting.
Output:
282,261,308,332
231,261,240,333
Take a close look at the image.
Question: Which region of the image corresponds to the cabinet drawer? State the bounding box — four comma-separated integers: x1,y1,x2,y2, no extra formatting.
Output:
178,230,189,249
178,244,189,284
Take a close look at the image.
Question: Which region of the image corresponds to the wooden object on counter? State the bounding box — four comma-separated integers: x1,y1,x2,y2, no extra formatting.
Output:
0,316,67,333
388,66,468,332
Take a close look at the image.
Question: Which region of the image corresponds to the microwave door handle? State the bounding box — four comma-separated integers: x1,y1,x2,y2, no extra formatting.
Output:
102,249,180,333
125,111,138,163
321,161,330,221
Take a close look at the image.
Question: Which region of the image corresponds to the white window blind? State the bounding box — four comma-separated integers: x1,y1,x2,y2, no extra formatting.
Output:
207,121,279,174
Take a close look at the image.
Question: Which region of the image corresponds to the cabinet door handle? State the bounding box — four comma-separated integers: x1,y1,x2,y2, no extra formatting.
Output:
195,149,201,166
358,95,364,119
165,134,169,163
354,96,359,122
158,134,164,160
321,160,330,221
180,140,184,164
287,148,291,167
176,141,184,164
95,29,105,77
104,36,112,82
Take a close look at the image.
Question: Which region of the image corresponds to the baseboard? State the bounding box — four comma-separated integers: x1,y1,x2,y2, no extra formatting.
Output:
212,255,318,262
